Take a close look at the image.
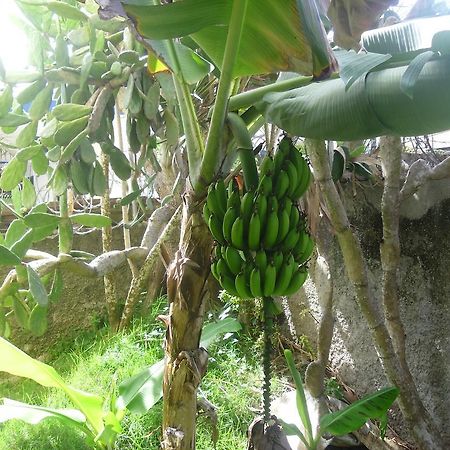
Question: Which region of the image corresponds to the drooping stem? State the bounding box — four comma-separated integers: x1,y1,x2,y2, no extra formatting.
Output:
306,138,443,450
262,296,274,423
199,0,249,191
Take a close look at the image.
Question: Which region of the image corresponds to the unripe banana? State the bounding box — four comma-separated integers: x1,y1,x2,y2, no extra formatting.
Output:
280,197,293,217
289,206,300,230
272,251,284,272
273,144,287,173
263,209,279,249
231,217,245,249
211,260,220,281
235,271,253,299
284,159,298,198
227,177,237,197
267,195,278,212
260,155,274,176
255,194,268,228
283,267,308,296
281,227,301,252
234,271,253,298
214,245,223,260
227,190,241,210
225,247,244,276
223,207,239,244
295,233,315,265
241,191,254,223
273,254,295,296
207,184,225,218
248,212,261,251
255,249,268,272
250,267,263,297
276,208,290,245
263,263,277,297
203,203,212,224
208,214,226,245
220,274,239,297
258,175,272,197
292,159,312,199
274,170,289,199
215,179,227,213
217,257,234,279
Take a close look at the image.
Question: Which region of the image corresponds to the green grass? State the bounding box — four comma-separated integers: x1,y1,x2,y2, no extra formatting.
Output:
0,301,279,450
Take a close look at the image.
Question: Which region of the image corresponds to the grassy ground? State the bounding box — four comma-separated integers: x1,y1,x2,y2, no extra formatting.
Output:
0,299,283,450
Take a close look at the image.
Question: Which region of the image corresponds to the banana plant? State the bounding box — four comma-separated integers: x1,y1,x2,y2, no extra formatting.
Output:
281,350,399,450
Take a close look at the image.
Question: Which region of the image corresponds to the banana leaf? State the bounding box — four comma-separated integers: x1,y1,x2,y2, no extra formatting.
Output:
319,387,399,436
258,56,450,141
97,0,335,77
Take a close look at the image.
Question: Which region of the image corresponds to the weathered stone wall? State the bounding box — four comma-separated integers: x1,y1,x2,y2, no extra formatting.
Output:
286,183,450,446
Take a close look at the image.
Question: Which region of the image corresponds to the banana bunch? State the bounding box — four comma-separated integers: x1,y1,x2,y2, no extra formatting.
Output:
204,136,314,299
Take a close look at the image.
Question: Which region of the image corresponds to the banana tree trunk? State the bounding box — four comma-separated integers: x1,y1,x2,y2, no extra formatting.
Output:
161,188,213,450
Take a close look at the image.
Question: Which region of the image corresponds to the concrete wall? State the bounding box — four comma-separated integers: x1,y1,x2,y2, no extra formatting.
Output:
286,183,450,446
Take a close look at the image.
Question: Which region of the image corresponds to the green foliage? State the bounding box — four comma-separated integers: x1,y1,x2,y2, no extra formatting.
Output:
281,350,399,450
0,313,264,450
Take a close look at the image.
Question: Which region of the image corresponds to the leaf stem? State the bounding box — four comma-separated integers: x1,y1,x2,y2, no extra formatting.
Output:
199,0,249,192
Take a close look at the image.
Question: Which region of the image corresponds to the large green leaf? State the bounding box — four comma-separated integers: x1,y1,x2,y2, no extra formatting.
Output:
117,0,333,77
319,387,399,436
0,338,104,435
117,317,241,414
70,213,111,228
0,398,86,428
259,56,450,140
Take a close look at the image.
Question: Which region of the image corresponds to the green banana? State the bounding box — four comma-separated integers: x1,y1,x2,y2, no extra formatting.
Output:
214,245,223,260
280,197,293,217
217,257,234,279
235,271,253,299
240,191,254,223
263,209,279,249
231,217,245,250
249,267,263,297
254,250,268,272
274,170,289,199
281,227,301,252
260,155,274,176
255,194,268,228
289,206,300,230
211,260,220,281
267,195,278,212
248,212,261,251
273,145,286,173
273,255,295,296
263,263,277,297
223,207,238,244
276,207,290,245
283,267,308,296
215,179,228,214
292,158,312,199
207,184,225,218
272,251,284,272
224,247,244,276
208,214,226,245
203,203,212,224
258,175,272,197
284,159,298,198
295,233,315,264
220,274,239,297
227,190,241,210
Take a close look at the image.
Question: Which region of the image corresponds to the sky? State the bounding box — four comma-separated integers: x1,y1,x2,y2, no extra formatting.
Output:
0,0,29,72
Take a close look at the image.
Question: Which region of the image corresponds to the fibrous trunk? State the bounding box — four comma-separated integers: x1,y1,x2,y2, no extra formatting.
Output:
161,188,212,450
